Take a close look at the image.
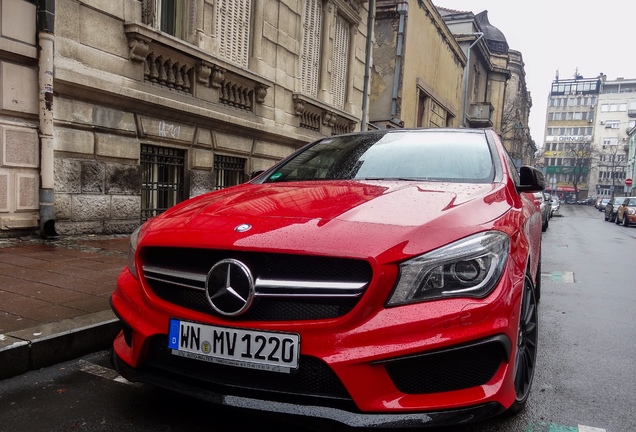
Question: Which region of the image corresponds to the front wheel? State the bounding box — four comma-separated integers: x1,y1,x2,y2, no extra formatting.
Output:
507,273,538,415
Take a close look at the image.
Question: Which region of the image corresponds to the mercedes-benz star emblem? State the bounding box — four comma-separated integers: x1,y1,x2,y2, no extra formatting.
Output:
205,259,255,316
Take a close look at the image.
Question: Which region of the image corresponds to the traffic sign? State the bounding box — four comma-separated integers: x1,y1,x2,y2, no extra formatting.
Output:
626,178,633,186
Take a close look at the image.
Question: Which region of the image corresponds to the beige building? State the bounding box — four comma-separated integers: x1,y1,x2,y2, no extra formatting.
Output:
1,0,371,237
438,8,510,133
369,0,465,129
501,50,535,166
0,0,40,235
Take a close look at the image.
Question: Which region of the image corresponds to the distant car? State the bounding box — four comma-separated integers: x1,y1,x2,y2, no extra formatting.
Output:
594,197,603,209
604,197,627,222
550,196,560,216
598,198,610,212
616,197,636,227
565,197,576,204
110,128,545,428
531,191,550,231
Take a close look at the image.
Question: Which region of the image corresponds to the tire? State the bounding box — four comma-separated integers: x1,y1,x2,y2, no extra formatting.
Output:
541,217,548,232
507,273,538,415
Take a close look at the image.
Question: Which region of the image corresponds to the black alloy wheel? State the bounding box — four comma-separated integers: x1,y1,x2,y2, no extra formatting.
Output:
508,273,538,414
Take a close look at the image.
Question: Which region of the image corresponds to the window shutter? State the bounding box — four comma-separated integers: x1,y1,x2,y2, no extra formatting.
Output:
331,14,349,109
217,0,251,68
301,0,322,97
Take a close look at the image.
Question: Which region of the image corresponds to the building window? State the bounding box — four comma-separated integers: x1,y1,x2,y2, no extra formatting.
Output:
300,0,323,97
140,144,186,221
214,155,246,190
417,89,450,128
216,0,252,67
143,0,189,40
603,137,619,146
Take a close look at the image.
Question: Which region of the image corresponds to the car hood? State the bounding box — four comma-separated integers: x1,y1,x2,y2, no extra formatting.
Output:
141,181,513,261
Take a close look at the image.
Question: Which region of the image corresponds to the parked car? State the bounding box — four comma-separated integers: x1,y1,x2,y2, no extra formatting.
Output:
550,196,560,216
598,198,610,212
531,191,550,231
616,197,636,227
594,197,603,209
565,196,577,204
604,197,627,222
110,128,545,428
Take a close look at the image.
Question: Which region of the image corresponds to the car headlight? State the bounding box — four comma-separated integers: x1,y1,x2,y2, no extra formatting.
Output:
387,231,510,306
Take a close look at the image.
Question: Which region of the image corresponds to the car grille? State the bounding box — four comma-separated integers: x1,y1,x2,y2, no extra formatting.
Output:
144,336,353,403
140,247,373,321
383,338,508,394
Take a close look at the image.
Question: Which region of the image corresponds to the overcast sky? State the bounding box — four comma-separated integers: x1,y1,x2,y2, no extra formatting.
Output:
431,0,635,148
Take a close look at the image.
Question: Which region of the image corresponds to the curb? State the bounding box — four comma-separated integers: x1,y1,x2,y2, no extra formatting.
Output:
0,310,121,380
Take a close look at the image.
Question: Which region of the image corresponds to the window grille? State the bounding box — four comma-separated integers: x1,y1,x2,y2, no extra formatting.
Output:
214,155,246,190
140,144,185,221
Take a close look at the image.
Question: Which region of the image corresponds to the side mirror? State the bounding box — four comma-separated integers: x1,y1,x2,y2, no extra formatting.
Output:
517,166,545,193
250,170,265,180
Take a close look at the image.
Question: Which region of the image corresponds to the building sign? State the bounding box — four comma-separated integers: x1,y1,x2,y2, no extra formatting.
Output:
545,135,592,142
546,166,590,175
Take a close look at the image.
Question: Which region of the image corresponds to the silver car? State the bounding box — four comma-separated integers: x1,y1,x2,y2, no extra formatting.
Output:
532,191,550,232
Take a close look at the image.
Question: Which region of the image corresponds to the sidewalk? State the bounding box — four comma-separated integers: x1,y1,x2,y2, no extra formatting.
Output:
0,234,128,380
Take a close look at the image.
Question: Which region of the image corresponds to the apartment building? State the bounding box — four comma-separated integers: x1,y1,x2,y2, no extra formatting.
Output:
590,77,636,198
542,73,600,201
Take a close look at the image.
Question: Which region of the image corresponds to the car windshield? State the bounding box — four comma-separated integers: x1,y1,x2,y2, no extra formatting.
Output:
627,198,636,206
613,197,626,205
263,131,495,183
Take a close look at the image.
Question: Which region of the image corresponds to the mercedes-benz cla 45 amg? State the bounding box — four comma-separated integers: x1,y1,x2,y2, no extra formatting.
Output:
111,128,545,428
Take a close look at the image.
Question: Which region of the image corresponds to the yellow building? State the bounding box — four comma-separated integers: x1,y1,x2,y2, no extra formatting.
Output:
369,0,465,129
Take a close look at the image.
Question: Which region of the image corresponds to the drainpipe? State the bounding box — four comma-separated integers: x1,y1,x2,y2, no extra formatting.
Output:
37,0,58,238
389,2,408,127
461,32,483,127
360,0,375,131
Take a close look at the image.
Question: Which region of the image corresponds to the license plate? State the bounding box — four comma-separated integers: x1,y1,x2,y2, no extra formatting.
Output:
168,319,300,373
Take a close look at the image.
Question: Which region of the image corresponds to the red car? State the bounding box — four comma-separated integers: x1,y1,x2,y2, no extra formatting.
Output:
110,128,544,428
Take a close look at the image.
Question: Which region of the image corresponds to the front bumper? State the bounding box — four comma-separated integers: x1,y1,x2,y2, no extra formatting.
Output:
111,349,505,428
110,260,523,424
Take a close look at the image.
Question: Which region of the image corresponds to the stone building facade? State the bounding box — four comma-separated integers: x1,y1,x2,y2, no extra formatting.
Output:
3,0,370,237
438,8,510,133
0,0,40,235
501,50,535,167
